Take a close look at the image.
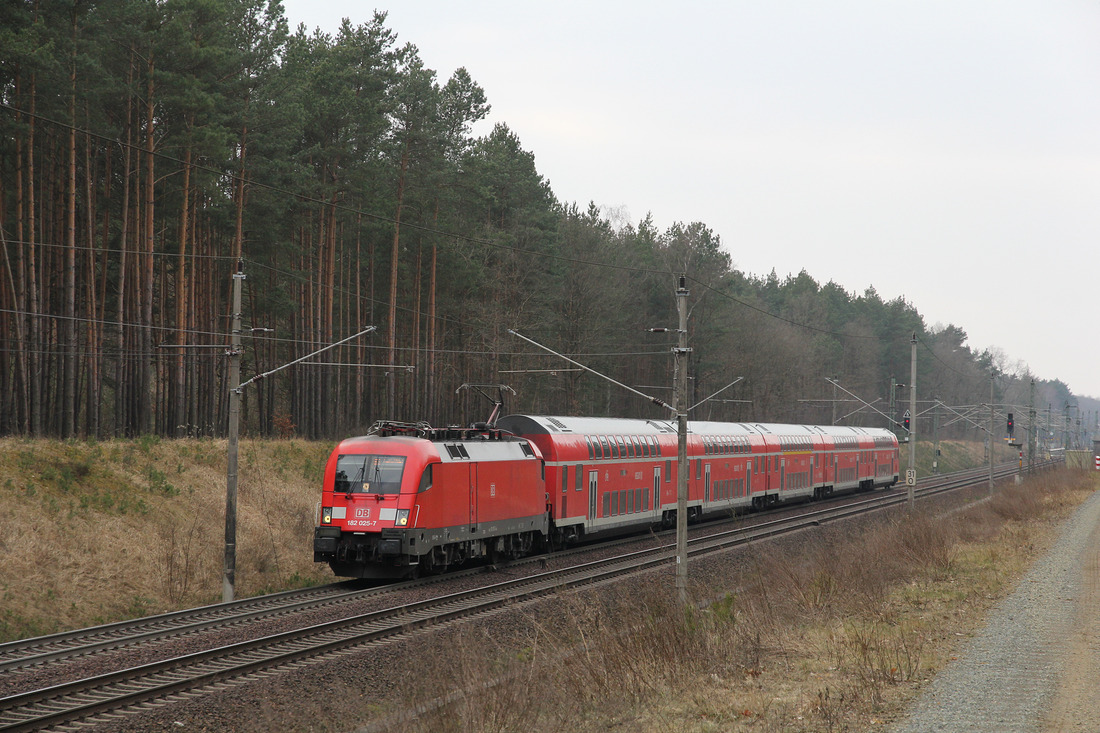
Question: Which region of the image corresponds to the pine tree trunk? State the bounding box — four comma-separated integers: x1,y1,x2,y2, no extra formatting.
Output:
388,142,409,418
115,61,135,436
84,122,102,438
27,74,42,436
141,51,156,435
11,77,30,433
63,37,78,438
175,142,192,436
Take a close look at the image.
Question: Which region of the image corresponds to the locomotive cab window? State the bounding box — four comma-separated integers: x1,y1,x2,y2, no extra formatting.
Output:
334,454,406,494
418,464,433,493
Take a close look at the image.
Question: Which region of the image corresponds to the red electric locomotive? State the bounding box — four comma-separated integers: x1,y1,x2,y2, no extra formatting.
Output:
313,415,900,579
313,421,547,578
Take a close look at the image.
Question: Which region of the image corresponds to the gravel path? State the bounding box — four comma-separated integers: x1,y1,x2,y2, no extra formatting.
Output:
892,490,1100,733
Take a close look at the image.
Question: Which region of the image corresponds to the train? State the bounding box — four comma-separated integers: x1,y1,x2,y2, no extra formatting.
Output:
312,415,901,579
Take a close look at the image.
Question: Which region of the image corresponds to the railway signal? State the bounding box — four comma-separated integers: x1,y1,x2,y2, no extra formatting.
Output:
1007,413,1014,436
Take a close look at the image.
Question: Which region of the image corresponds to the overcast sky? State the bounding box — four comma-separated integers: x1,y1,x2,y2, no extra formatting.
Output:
281,1,1100,399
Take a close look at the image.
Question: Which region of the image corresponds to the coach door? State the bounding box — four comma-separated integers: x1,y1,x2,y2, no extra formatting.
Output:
589,470,598,519
653,466,661,514
560,466,568,518
705,463,712,504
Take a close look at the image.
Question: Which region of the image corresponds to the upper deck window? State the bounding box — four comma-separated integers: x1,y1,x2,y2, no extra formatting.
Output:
334,454,406,494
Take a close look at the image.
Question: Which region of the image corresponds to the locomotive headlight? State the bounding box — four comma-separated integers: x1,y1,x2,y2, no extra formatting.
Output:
395,509,410,526
321,506,333,524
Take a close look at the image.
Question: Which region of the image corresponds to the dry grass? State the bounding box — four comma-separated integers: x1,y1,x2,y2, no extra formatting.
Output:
391,467,1097,733
0,437,333,641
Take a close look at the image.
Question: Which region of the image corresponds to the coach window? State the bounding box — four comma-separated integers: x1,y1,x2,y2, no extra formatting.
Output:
598,435,609,459
665,460,672,481
617,436,628,459
562,466,569,494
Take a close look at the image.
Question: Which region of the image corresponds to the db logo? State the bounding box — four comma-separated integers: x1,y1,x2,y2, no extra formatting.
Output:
355,508,371,519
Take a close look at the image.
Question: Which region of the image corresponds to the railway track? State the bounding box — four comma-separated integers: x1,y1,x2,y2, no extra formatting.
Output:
0,460,1053,732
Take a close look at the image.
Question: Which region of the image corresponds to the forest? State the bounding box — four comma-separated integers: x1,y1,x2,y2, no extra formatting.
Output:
0,0,1095,445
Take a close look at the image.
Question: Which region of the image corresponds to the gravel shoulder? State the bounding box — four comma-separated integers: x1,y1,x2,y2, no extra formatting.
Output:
891,490,1100,733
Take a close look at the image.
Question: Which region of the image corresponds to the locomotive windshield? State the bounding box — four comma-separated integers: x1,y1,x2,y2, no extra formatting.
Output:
333,454,406,494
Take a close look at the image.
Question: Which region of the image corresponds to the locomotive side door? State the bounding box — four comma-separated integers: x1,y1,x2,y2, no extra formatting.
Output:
469,463,478,531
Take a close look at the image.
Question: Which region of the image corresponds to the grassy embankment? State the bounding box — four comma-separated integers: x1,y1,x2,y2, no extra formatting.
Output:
0,437,333,642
